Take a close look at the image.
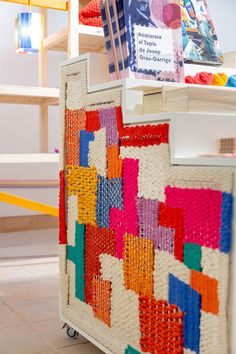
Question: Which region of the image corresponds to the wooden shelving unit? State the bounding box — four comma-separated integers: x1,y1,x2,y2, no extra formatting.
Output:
0,1,104,153
43,24,104,53
0,85,59,105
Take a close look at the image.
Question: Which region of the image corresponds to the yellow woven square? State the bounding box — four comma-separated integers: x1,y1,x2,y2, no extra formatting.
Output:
66,165,97,225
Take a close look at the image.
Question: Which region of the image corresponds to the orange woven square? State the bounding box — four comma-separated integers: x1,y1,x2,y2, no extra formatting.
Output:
123,234,154,296
139,296,184,354
65,109,86,165
190,270,219,315
66,165,97,224
107,145,122,179
92,275,111,326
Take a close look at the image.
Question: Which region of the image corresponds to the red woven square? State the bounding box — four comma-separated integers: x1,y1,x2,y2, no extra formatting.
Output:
86,110,100,132
85,225,116,304
139,296,184,354
123,234,154,296
158,203,184,262
119,123,169,147
116,106,124,135
65,109,86,165
59,170,67,245
92,275,111,326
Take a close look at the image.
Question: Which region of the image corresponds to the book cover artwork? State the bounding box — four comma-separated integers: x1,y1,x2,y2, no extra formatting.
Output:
181,0,223,65
124,0,184,82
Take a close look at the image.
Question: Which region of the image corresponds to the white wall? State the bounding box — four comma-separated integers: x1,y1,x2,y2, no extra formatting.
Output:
207,0,236,52
0,1,235,217
0,4,67,217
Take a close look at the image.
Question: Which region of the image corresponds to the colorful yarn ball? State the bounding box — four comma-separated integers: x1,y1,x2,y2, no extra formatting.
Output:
227,75,236,87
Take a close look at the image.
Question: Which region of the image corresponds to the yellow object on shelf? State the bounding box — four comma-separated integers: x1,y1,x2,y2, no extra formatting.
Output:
0,192,59,217
2,0,68,11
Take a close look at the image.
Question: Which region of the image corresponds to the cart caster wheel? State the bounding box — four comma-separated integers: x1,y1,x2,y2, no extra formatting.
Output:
62,323,79,339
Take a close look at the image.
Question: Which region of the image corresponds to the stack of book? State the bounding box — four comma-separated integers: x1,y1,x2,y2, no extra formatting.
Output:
164,86,236,114
100,0,184,82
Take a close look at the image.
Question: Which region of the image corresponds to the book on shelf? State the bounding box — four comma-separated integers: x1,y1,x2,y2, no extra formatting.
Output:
181,0,223,66
160,86,236,114
100,0,184,82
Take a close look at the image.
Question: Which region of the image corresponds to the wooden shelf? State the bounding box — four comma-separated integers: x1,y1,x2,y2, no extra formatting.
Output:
43,25,104,53
0,85,59,105
0,154,59,163
0,180,59,188
172,156,236,167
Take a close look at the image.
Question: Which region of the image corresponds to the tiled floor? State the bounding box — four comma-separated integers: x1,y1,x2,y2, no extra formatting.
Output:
0,229,103,354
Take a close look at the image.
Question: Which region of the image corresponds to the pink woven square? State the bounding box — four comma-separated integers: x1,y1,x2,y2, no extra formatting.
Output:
110,158,139,259
165,186,222,249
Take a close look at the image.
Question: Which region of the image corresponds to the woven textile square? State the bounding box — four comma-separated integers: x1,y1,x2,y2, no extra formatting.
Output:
65,109,86,165
107,145,122,179
123,234,154,296
138,198,159,237
85,225,116,304
67,222,85,301
99,107,119,146
80,130,95,167
66,166,97,224
96,176,123,228
169,274,201,354
165,186,222,249
59,170,67,245
125,346,141,354
119,123,169,147
61,64,233,354
86,110,100,132
139,296,184,354
110,158,139,258
190,270,219,315
92,276,111,326
184,243,202,272
220,192,233,253
158,202,184,261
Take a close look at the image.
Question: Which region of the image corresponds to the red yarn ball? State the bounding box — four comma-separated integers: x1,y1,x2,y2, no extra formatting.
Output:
162,3,181,29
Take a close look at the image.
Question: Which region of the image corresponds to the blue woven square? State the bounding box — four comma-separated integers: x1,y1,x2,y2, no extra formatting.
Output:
220,192,233,253
96,177,123,228
169,274,201,354
80,130,94,167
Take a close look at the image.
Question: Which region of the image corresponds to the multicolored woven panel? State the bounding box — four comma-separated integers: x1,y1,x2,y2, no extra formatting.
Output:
60,61,234,354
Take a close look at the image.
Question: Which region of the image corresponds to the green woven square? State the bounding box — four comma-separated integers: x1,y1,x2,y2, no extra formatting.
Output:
67,222,85,301
125,345,141,354
184,243,202,271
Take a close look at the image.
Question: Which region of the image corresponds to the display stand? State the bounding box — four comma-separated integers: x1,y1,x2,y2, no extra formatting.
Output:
60,53,236,354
